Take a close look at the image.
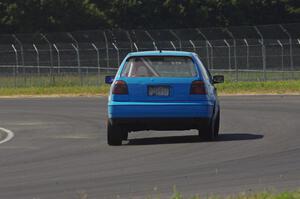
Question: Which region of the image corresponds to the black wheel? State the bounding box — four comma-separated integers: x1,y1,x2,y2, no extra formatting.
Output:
198,120,215,141
107,121,123,146
199,110,219,141
122,130,128,141
214,111,220,138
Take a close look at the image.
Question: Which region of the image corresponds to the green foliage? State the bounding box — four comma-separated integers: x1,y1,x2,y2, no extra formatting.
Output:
0,0,109,32
0,0,299,33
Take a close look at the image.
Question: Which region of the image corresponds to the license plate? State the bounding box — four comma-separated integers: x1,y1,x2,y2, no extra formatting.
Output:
148,86,170,96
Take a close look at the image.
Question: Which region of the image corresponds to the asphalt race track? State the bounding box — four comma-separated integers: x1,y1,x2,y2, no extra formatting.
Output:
0,96,299,199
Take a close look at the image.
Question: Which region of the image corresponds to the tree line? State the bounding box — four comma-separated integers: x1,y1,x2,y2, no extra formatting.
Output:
0,0,299,33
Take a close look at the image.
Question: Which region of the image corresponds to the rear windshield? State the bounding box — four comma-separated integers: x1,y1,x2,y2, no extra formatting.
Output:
121,56,197,77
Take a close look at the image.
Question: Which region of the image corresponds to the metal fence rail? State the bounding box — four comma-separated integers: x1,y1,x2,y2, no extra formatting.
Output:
0,23,300,87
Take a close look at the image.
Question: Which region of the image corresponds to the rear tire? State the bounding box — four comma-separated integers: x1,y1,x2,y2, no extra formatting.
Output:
198,120,215,141
214,111,220,138
107,121,123,146
199,110,220,141
122,130,128,141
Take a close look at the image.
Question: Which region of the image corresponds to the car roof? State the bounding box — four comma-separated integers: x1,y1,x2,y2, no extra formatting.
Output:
127,51,196,57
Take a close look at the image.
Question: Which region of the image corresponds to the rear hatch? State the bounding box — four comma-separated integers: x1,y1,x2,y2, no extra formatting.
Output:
112,55,208,102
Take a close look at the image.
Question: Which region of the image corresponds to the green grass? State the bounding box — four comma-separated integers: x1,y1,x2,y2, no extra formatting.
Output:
0,80,299,96
216,80,300,95
0,85,110,96
75,189,300,199
0,72,300,96
168,190,300,199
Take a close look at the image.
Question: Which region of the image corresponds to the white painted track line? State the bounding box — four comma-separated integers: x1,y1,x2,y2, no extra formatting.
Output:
0,127,15,145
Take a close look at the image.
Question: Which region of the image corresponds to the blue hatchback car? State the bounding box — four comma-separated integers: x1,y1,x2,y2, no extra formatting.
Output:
106,51,224,145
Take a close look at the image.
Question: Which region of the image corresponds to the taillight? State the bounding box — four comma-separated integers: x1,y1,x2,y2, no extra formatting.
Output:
190,80,207,95
112,80,128,95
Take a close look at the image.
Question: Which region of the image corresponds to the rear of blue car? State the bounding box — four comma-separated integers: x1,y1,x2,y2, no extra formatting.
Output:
106,51,223,145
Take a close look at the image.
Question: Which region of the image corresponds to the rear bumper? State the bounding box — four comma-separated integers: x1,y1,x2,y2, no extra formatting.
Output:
109,117,210,131
108,101,214,118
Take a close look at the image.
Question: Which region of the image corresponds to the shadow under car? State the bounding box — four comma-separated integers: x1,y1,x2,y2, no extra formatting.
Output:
126,133,264,146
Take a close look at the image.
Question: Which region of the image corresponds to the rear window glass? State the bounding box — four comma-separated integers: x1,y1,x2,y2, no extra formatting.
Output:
121,56,197,77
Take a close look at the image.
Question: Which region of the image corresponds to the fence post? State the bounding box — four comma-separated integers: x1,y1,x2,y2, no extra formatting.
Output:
33,44,40,75
67,33,78,48
170,41,176,50
277,40,284,79
262,43,267,81
71,43,82,86
233,40,238,81
170,30,182,50
224,39,231,70
12,34,25,72
189,40,196,52
145,30,157,50
205,41,211,69
53,44,60,74
279,24,294,79
11,44,18,87
41,34,54,84
206,41,213,71
224,39,232,80
112,43,120,67
126,31,133,51
196,28,211,69
243,39,250,80
134,42,139,52
103,31,110,70
68,33,82,77
92,43,101,85
152,41,158,50
226,29,238,81
254,26,267,81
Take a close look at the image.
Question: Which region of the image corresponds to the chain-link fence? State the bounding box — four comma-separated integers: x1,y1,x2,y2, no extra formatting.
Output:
0,23,300,87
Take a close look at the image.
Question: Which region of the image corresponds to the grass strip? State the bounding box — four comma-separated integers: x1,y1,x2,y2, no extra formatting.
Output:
0,80,299,97
169,189,300,199
216,80,300,95
0,85,110,97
